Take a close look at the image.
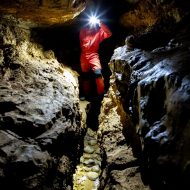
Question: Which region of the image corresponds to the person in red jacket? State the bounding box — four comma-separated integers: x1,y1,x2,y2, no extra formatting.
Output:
79,17,112,100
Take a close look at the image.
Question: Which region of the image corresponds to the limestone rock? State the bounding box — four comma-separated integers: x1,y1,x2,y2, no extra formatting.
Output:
110,167,149,190
83,153,92,159
0,0,86,27
97,69,148,189
84,146,95,154
108,20,190,189
107,145,135,166
88,139,97,146
0,130,52,189
86,172,99,181
57,155,71,174
0,16,84,189
83,159,96,166
91,165,100,173
120,0,190,33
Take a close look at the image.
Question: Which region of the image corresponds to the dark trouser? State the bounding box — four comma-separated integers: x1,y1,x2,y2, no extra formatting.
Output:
82,69,104,96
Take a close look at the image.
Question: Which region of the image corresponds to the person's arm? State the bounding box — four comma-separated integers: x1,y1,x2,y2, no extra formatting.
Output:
99,21,112,42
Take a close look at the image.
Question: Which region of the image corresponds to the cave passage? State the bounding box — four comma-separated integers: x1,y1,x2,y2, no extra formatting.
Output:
31,0,130,97
2,0,190,189
27,2,130,189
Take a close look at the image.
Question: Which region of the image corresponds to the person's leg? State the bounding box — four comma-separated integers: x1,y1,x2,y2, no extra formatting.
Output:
80,56,91,99
81,72,91,98
90,55,105,96
94,69,104,96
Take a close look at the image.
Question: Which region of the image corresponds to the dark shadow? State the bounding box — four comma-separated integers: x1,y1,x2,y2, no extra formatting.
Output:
86,96,103,131
81,74,103,131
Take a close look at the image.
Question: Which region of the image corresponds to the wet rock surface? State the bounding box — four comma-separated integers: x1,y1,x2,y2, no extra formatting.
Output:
0,16,84,189
109,20,190,189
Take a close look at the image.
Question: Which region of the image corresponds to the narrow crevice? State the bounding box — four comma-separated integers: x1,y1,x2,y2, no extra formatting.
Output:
73,98,103,189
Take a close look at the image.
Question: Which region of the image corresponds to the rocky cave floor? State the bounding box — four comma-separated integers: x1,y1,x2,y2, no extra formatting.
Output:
72,94,150,190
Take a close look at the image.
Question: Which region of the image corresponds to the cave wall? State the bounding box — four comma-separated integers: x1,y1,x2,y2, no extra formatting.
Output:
94,0,190,189
97,81,147,189
0,15,85,189
0,0,190,189
108,17,190,189
120,0,190,34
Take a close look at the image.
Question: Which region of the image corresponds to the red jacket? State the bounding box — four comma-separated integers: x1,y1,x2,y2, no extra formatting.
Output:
80,22,112,55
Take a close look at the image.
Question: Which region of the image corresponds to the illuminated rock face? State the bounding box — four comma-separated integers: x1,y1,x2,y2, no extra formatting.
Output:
109,21,190,189
120,0,190,33
0,0,86,26
0,16,84,189
97,85,147,189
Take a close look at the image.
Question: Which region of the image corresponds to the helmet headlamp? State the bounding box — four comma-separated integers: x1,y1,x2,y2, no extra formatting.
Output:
88,16,99,27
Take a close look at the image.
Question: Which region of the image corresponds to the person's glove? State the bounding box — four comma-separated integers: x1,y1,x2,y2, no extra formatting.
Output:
97,19,101,26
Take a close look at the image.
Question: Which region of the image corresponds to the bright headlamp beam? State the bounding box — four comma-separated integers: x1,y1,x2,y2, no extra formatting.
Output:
89,16,99,25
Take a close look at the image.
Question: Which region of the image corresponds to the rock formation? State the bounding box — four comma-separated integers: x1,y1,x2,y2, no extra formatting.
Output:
93,1,190,189
120,0,190,34
0,15,85,189
1,0,190,189
100,17,190,190
0,0,86,27
98,85,147,189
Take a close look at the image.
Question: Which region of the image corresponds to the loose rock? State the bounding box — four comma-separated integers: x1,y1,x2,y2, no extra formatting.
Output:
87,172,99,181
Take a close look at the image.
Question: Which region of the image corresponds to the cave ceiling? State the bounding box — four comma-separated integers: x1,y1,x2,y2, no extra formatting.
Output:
0,0,86,27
